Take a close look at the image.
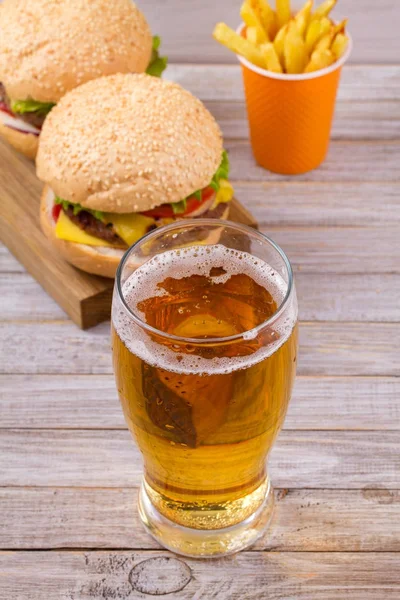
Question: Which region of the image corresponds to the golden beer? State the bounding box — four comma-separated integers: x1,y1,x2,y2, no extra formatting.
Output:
112,221,298,556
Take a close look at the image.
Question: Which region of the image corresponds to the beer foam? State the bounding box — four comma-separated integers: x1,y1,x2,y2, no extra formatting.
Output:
113,245,297,375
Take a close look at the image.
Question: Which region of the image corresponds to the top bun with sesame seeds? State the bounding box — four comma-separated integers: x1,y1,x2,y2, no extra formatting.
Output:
36,73,225,213
0,0,152,104
36,73,233,278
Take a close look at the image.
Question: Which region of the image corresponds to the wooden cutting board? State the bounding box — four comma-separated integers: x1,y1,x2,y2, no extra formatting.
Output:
0,138,258,329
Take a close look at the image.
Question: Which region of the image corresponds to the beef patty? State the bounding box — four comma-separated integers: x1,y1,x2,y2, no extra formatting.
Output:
62,201,229,247
0,82,46,130
65,207,127,247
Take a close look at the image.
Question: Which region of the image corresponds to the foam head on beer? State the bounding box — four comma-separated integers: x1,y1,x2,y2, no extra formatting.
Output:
113,244,297,375
35,73,234,278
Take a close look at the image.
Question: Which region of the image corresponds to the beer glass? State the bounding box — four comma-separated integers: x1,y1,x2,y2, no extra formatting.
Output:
112,219,298,557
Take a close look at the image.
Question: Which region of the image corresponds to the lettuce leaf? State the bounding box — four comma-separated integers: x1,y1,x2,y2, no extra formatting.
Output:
55,197,104,222
171,199,187,215
146,35,168,78
55,151,230,219
186,150,231,200
11,99,56,116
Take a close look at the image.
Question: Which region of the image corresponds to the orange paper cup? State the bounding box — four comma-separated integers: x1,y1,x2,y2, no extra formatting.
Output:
237,26,352,175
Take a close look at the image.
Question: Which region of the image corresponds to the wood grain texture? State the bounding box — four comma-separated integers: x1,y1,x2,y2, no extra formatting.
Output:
0,244,25,273
266,227,400,274
144,0,400,64
1,488,399,552
1,321,399,376
206,100,400,140
0,430,399,488
1,375,399,431
0,139,113,329
167,65,400,102
226,140,400,182
0,550,399,599
2,273,398,322
235,182,400,227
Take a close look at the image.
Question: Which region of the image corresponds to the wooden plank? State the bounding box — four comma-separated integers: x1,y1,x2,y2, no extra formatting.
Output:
2,273,399,322
0,139,114,329
167,65,400,102
0,273,66,320
1,321,399,376
226,140,400,182
0,429,399,488
1,488,399,552
206,100,400,140
287,377,400,430
296,274,400,322
1,375,399,431
235,182,400,227
299,322,400,376
1,550,399,599
144,0,400,64
267,227,400,274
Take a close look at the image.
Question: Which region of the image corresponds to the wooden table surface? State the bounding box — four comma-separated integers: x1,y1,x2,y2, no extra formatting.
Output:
1,1,400,598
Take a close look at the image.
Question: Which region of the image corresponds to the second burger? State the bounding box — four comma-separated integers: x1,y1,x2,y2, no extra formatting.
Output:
36,73,234,278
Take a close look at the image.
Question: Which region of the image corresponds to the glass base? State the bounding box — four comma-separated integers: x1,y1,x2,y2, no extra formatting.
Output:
138,478,275,558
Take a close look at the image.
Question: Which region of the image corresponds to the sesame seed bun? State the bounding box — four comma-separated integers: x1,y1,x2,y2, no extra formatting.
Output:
0,0,152,104
0,120,38,160
41,185,229,279
36,74,224,214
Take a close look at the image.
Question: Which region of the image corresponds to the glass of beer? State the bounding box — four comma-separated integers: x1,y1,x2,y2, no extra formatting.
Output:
112,219,298,557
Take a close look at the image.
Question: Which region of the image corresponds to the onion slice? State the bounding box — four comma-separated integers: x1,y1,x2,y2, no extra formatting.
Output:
0,108,41,136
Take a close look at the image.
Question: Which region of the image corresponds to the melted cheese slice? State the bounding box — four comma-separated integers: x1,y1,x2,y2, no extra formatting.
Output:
213,180,234,208
104,213,155,246
55,211,114,247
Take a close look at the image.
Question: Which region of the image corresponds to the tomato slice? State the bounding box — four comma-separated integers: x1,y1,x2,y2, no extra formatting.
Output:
141,186,215,220
52,203,62,222
0,102,14,117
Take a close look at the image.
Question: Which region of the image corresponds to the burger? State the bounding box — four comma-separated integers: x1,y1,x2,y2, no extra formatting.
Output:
36,73,234,278
0,0,166,159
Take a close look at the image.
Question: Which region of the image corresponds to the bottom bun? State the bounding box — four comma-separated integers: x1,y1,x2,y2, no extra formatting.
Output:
40,186,230,279
0,120,39,160
41,186,124,278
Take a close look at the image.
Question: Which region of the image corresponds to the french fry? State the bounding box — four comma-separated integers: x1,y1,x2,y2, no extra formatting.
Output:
295,0,313,36
273,23,288,68
250,0,278,39
332,18,347,35
284,20,308,74
260,42,283,72
304,48,335,72
212,0,348,75
331,32,349,59
311,0,337,22
213,23,266,68
314,28,335,52
240,1,269,42
276,0,291,28
247,26,261,44
305,16,331,53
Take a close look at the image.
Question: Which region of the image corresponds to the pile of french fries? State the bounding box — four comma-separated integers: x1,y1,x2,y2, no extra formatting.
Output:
213,0,349,74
